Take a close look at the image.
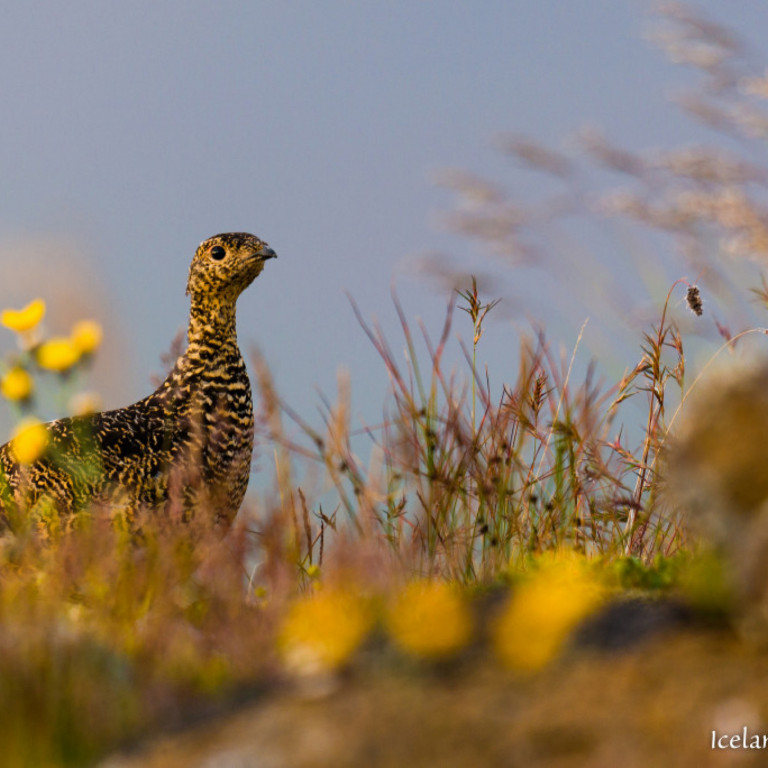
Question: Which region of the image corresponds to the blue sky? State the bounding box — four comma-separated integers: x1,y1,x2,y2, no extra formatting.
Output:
0,1,764,443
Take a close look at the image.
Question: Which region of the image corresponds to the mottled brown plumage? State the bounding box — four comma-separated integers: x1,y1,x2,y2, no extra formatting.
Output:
0,232,276,527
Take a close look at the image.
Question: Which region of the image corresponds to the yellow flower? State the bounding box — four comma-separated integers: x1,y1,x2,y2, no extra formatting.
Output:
305,564,321,580
278,587,372,673
70,319,103,355
0,298,46,333
37,337,80,372
494,551,606,671
0,367,33,401
10,417,49,464
387,579,472,659
68,391,102,416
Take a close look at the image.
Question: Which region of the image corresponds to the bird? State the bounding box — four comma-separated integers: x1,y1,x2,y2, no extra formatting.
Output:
0,232,276,531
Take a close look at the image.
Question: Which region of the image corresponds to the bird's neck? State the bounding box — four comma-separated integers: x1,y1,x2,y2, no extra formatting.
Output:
169,298,243,385
187,296,238,348
154,296,246,407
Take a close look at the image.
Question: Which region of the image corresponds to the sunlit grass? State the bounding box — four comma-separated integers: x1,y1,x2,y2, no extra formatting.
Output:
0,271,708,763
0,271,747,764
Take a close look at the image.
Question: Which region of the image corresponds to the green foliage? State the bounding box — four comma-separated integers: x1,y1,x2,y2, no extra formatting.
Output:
611,554,682,591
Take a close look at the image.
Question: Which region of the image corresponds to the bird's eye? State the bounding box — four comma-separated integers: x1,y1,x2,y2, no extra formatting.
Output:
210,245,226,261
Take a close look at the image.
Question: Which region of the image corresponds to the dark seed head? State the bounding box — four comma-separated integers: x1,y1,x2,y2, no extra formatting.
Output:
686,285,703,317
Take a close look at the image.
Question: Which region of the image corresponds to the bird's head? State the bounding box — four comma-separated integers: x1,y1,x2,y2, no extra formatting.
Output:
186,232,277,303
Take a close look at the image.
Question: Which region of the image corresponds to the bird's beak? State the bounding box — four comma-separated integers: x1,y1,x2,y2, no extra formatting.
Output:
257,245,277,260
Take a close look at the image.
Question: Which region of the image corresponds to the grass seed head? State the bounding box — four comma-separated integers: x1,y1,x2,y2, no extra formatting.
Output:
686,285,704,316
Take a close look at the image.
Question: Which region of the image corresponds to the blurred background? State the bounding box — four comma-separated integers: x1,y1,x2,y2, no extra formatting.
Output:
0,1,765,456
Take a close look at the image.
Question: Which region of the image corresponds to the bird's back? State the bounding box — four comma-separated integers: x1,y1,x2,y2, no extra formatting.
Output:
0,351,254,525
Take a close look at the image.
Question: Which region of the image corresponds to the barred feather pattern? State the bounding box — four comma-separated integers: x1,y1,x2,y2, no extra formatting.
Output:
0,232,276,527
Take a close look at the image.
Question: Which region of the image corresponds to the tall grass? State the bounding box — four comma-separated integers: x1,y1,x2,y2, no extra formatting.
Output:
268,275,693,583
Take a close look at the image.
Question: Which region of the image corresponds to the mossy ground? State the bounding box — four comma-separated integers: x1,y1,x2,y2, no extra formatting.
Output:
104,622,766,768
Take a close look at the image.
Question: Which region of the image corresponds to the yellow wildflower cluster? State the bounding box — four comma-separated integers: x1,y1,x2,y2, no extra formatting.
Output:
37,319,102,373
275,554,607,675
37,338,80,372
493,551,607,671
0,298,104,461
68,391,103,417
277,577,475,675
0,298,103,407
10,417,50,464
0,367,33,402
1,298,45,334
278,586,373,674
386,579,472,659
0,298,102,377
70,320,103,356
